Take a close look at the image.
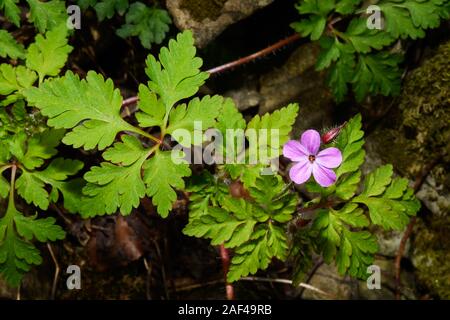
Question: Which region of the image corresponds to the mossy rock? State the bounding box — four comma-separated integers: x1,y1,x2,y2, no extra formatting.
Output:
412,215,450,299
180,0,227,21
371,41,450,188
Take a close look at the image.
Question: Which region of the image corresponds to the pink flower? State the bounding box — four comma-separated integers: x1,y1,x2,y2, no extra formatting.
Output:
283,129,342,187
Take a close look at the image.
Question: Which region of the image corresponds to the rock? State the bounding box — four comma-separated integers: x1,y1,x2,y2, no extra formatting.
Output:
356,258,416,300
301,263,357,300
363,139,411,258
258,42,324,114
368,40,450,216
223,76,262,111
376,229,411,258
412,215,450,299
300,258,416,300
416,175,450,217
166,0,274,48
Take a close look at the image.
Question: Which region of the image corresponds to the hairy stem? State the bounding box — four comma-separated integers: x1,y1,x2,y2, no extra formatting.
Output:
206,33,301,74
219,244,235,300
120,33,302,113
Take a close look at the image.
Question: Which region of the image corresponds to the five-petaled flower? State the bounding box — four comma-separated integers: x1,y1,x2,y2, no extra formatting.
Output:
283,129,342,187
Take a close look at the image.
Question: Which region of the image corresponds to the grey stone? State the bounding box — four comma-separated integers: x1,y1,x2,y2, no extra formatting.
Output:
166,0,274,48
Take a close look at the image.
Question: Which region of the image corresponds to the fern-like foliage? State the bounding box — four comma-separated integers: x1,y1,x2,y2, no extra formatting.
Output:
292,0,450,101
25,31,216,218
0,24,77,286
0,0,68,32
77,0,172,49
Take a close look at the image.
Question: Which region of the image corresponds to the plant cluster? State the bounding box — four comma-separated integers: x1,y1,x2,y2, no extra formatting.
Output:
0,26,421,286
291,0,450,101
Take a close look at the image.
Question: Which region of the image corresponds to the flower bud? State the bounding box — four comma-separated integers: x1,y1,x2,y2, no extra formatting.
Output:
321,122,346,144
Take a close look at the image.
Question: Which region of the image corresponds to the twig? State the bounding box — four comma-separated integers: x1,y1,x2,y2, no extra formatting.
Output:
394,156,441,299
47,243,60,300
219,244,235,300
50,203,73,226
122,96,139,108
152,239,169,300
240,276,335,298
206,33,301,75
16,284,21,301
298,259,324,298
170,279,224,293
143,257,152,300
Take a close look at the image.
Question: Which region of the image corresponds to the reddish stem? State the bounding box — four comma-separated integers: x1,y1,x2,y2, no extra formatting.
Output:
219,244,234,300
394,157,441,299
206,33,301,75
120,33,302,110
122,96,139,108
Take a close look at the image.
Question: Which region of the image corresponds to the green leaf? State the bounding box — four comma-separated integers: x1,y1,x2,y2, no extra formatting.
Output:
143,151,191,218
248,174,298,223
26,0,68,33
0,201,65,287
0,0,21,26
94,0,129,21
246,103,299,161
14,215,65,242
379,0,446,39
0,64,38,102
335,170,361,200
185,171,228,220
20,129,65,170
25,26,73,82
316,37,341,71
352,52,402,102
326,43,355,102
353,166,421,230
291,15,327,41
215,99,246,160
345,18,395,53
0,30,26,60
360,164,393,197
76,0,96,10
102,135,145,166
291,0,335,40
16,158,83,210
82,151,148,216
336,229,378,278
335,114,365,179
183,206,257,248
227,224,288,282
166,95,224,147
135,84,165,128
116,2,171,49
336,203,370,228
24,71,133,150
335,0,363,14
145,31,209,115
313,205,378,278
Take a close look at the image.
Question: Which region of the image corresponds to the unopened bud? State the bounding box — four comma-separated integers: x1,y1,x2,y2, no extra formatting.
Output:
321,122,346,144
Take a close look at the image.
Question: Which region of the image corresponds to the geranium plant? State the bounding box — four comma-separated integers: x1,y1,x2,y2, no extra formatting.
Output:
0,27,420,287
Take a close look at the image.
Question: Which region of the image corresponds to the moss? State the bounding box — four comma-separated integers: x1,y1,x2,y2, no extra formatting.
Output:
413,215,450,299
372,41,450,187
180,0,227,21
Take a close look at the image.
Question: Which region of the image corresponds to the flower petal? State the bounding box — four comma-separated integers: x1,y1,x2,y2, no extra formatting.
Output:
283,140,309,161
312,163,337,187
300,129,321,155
316,147,342,168
289,159,313,185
